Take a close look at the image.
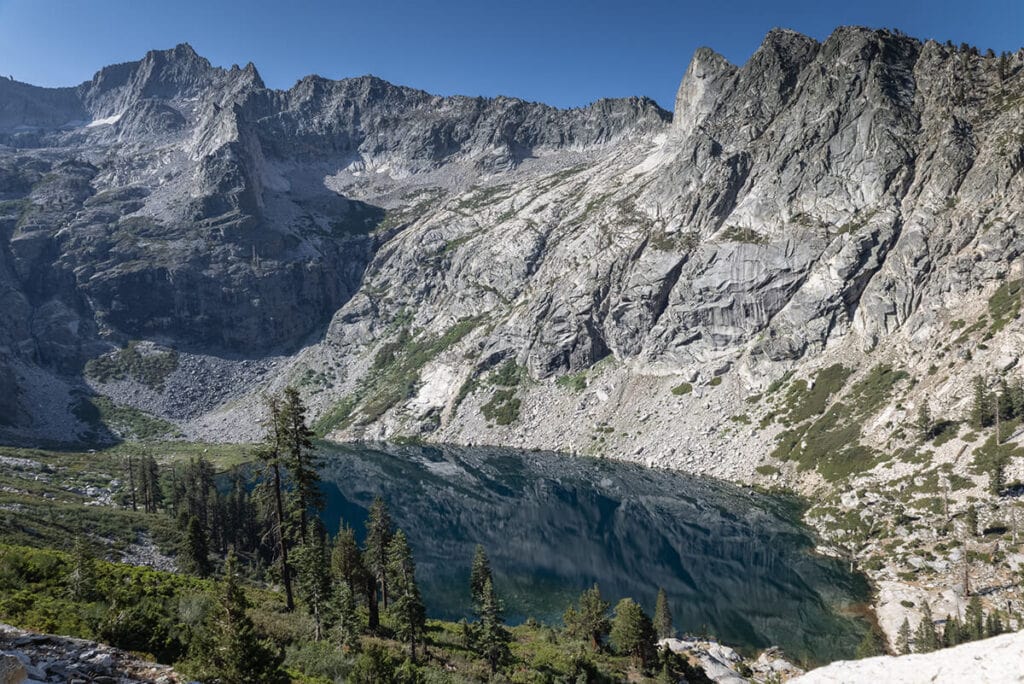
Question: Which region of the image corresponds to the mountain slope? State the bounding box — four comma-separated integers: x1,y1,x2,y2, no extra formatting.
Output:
0,28,1022,485
3,23,1024,653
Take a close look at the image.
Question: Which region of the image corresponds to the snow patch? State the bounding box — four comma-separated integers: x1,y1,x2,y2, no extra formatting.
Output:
85,113,123,128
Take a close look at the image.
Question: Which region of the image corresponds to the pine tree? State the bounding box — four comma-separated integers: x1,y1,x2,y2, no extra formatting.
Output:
330,581,361,652
198,551,286,684
943,613,962,647
387,531,426,661
224,473,258,557
991,457,1007,496
965,505,979,538
331,522,367,598
66,536,98,601
474,577,511,673
998,379,1013,420
136,454,162,514
855,622,887,658
365,496,394,624
654,587,673,639
896,617,911,655
280,387,323,541
916,403,933,441
470,544,492,608
965,596,985,641
563,584,611,650
294,520,331,641
1010,378,1024,418
182,456,216,532
971,376,993,429
182,514,212,577
256,394,295,611
610,598,657,668
124,453,137,511
985,610,1004,637
914,602,939,653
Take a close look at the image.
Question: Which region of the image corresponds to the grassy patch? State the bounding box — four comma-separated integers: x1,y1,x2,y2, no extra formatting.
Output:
84,342,179,391
73,396,178,441
490,360,522,387
649,229,699,252
988,279,1023,334
971,423,1024,478
720,226,768,244
315,317,484,435
780,364,853,425
671,382,693,396
481,389,521,426
454,184,512,212
314,395,359,436
755,464,780,477
766,371,795,395
771,365,908,482
556,371,588,392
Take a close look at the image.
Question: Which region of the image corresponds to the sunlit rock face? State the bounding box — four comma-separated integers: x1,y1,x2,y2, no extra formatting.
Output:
2,29,1023,460
793,629,1024,683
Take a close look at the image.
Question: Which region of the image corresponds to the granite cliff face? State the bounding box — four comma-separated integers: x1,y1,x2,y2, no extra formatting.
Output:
2,28,1024,482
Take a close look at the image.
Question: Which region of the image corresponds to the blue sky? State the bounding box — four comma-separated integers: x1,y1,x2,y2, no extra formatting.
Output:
0,0,1021,109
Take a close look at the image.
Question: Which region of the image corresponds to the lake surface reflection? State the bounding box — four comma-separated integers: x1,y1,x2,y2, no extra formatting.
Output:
317,442,868,662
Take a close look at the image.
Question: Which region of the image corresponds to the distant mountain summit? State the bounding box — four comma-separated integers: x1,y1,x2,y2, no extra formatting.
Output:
0,28,1022,497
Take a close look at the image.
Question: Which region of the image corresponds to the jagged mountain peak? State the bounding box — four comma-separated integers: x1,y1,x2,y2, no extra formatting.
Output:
672,46,735,135
2,25,1024,468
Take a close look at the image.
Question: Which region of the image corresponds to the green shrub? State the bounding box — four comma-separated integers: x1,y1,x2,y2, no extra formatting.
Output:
988,279,1023,334
73,396,177,441
556,372,588,392
85,342,179,390
315,317,483,435
720,225,768,244
781,365,853,424
671,382,692,396
491,360,522,387
481,389,520,425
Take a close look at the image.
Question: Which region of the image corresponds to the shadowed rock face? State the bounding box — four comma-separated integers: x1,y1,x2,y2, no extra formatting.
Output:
316,443,870,663
2,28,1024,448
0,45,663,355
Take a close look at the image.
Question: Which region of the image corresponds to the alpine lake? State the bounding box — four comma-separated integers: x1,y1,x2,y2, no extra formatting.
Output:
316,442,870,664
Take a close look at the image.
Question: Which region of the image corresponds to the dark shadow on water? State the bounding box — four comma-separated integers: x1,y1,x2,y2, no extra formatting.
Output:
317,441,871,664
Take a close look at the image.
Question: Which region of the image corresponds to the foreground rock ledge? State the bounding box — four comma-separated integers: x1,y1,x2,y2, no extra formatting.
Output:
0,622,179,684
793,629,1024,683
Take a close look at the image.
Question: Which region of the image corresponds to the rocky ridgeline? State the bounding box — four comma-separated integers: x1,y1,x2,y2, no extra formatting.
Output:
0,622,179,683
1,26,1023,467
